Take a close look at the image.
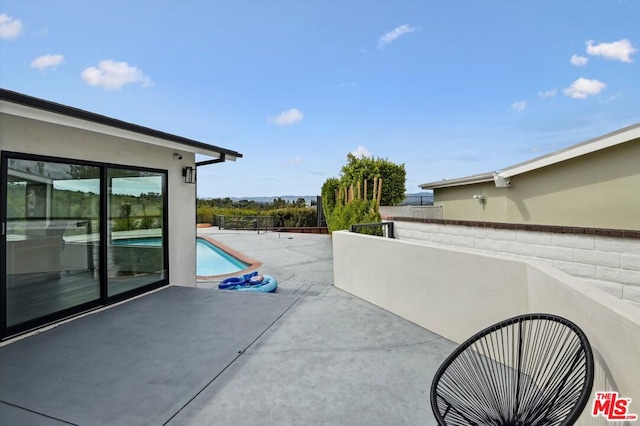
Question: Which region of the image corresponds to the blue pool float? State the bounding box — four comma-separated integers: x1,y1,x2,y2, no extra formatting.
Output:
218,271,278,293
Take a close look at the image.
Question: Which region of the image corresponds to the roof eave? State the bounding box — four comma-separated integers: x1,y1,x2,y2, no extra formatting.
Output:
419,122,640,190
419,172,496,190
0,88,243,159
500,123,640,178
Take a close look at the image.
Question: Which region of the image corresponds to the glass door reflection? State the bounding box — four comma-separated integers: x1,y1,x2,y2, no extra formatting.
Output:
107,168,166,297
5,159,100,328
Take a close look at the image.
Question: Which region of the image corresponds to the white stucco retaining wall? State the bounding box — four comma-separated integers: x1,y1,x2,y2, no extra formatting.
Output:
392,220,640,303
333,231,640,421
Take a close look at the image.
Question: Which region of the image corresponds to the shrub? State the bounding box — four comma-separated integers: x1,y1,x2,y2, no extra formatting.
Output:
340,154,406,206
321,154,404,233
321,177,340,217
325,199,380,233
268,207,317,228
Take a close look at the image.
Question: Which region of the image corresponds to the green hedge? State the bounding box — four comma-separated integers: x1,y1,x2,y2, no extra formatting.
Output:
267,207,317,227
196,206,318,228
196,206,262,225
321,178,340,216
325,199,380,234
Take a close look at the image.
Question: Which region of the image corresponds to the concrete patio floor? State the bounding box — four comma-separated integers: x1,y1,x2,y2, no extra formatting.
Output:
0,229,456,425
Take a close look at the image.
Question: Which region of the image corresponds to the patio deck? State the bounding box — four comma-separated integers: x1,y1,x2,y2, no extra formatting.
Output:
0,229,456,425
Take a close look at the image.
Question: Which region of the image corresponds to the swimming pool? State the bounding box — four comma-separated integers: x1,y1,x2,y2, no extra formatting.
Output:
196,238,249,276
113,237,249,276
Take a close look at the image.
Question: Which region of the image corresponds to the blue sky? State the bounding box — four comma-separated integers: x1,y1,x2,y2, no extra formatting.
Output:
1,1,638,198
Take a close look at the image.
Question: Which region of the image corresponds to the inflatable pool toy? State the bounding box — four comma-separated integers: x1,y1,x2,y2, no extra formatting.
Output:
218,271,277,293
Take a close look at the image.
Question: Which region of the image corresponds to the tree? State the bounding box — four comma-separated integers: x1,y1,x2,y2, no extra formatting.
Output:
321,154,406,233
272,197,288,209
339,153,406,206
120,202,132,217
321,178,340,216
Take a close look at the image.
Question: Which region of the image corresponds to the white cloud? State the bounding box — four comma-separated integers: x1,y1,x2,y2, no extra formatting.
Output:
81,60,152,90
586,39,637,63
377,24,416,49
563,78,606,99
350,145,372,158
0,13,23,39
511,101,527,112
268,108,304,126
570,54,588,66
30,54,64,70
290,157,302,164
538,88,557,98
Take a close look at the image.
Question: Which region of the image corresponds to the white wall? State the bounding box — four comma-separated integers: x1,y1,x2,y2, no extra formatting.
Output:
334,231,529,343
525,264,640,410
393,220,640,303
333,231,640,421
379,205,443,220
1,113,197,286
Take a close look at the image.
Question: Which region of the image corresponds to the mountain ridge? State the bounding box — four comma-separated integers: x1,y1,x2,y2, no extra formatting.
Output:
198,191,433,205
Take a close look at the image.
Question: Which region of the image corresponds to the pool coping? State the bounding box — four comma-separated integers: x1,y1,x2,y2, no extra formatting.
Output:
195,235,262,281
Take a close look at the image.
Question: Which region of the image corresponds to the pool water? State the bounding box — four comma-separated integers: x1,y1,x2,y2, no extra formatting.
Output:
196,238,249,276
113,237,249,276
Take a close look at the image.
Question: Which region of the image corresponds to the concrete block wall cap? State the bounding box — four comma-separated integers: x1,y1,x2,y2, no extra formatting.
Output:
528,262,640,324
388,217,640,239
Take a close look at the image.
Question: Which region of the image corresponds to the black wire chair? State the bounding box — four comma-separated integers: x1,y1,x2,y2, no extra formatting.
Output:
430,313,594,426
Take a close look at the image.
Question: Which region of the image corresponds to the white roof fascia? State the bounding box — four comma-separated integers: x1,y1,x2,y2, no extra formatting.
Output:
1,100,234,161
419,172,496,189
498,123,640,179
419,123,639,190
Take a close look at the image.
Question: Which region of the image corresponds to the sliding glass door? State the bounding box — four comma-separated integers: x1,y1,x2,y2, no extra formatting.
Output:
4,158,101,329
2,153,168,338
107,168,166,297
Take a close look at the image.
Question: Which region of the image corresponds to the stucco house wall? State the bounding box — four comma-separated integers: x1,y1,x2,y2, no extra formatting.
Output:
434,139,640,230
0,112,198,285
434,183,508,222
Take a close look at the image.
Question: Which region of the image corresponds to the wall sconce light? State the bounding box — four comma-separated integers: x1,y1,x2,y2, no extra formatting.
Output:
182,166,196,184
473,194,486,204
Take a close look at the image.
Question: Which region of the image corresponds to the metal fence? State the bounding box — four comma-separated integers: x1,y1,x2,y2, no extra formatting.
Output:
379,205,443,220
349,222,395,238
215,215,274,233
401,195,434,206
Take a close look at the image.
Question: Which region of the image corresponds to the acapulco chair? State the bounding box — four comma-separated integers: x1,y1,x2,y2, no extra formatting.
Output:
430,313,594,426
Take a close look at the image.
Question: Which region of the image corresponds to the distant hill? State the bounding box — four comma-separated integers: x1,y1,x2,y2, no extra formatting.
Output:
201,192,433,206
401,192,433,205
203,195,319,204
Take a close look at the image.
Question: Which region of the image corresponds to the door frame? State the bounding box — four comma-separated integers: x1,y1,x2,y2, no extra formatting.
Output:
1,151,170,339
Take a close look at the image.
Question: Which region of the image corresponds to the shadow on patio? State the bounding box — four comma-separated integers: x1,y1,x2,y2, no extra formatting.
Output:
0,231,456,426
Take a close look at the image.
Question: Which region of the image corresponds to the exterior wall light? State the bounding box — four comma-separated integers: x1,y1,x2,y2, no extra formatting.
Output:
473,194,486,204
182,166,196,184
